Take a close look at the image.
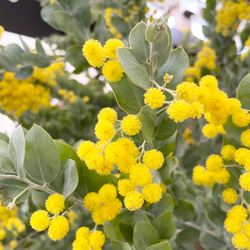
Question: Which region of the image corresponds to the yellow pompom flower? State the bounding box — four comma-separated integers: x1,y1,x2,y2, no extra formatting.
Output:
124,191,144,211
77,141,95,161
206,154,223,172
189,101,204,119
104,39,124,59
202,123,220,138
0,230,6,240
227,205,248,222
167,100,191,123
241,129,250,147
98,183,117,204
243,222,250,238
89,230,105,249
94,120,116,141
214,168,230,184
199,75,218,90
234,148,250,171
102,60,124,82
45,193,65,215
224,217,242,234
231,233,249,249
144,88,166,109
192,165,206,185
232,109,250,127
83,192,101,211
222,188,238,204
239,172,250,191
221,144,236,161
76,226,89,239
72,238,90,250
82,39,105,67
142,183,162,203
97,107,118,124
176,82,199,103
143,149,164,170
129,163,152,187
118,179,135,196
48,216,69,241
30,210,50,232
121,114,142,136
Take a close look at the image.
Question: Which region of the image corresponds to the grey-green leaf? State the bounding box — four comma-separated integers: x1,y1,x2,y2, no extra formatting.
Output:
133,221,159,250
129,21,150,63
117,47,151,90
24,125,60,184
109,76,145,114
146,242,172,250
15,66,34,80
139,105,156,145
0,140,15,174
62,159,79,199
237,74,250,109
22,53,50,68
9,125,25,178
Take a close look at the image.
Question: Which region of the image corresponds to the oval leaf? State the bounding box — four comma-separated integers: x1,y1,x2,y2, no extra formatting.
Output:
237,74,250,109
9,125,25,178
109,76,145,114
24,125,60,184
15,66,34,80
146,242,172,250
22,53,50,68
133,221,159,250
0,141,15,174
129,21,150,63
63,159,79,199
117,47,151,90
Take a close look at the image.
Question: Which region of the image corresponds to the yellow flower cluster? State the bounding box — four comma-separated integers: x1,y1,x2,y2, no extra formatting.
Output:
77,108,142,175
0,202,25,250
222,188,238,204
184,42,216,82
224,205,250,249
82,38,124,82
73,227,105,250
215,0,250,36
58,89,77,103
167,75,250,137
0,25,4,39
30,193,69,241
83,184,122,225
0,72,51,117
192,154,230,187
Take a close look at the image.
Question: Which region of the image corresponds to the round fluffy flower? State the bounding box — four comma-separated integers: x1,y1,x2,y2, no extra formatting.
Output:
202,123,220,138
206,154,223,172
214,168,230,184
97,107,118,124
76,226,89,239
129,163,152,187
94,120,116,141
243,222,250,238
199,75,218,90
124,191,144,211
72,238,90,250
227,205,248,222
176,82,199,103
232,109,250,127
30,210,50,231
143,149,164,170
221,144,236,161
83,192,101,211
121,114,142,136
45,194,65,215
234,148,250,171
144,88,166,109
142,183,162,203
167,100,191,123
48,216,69,241
231,233,249,249
240,172,250,191
192,165,206,185
77,141,95,161
241,129,250,147
102,60,124,82
189,101,204,119
98,184,117,204
82,39,105,67
118,179,135,197
89,230,105,249
224,217,242,233
104,39,124,59
222,188,238,204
